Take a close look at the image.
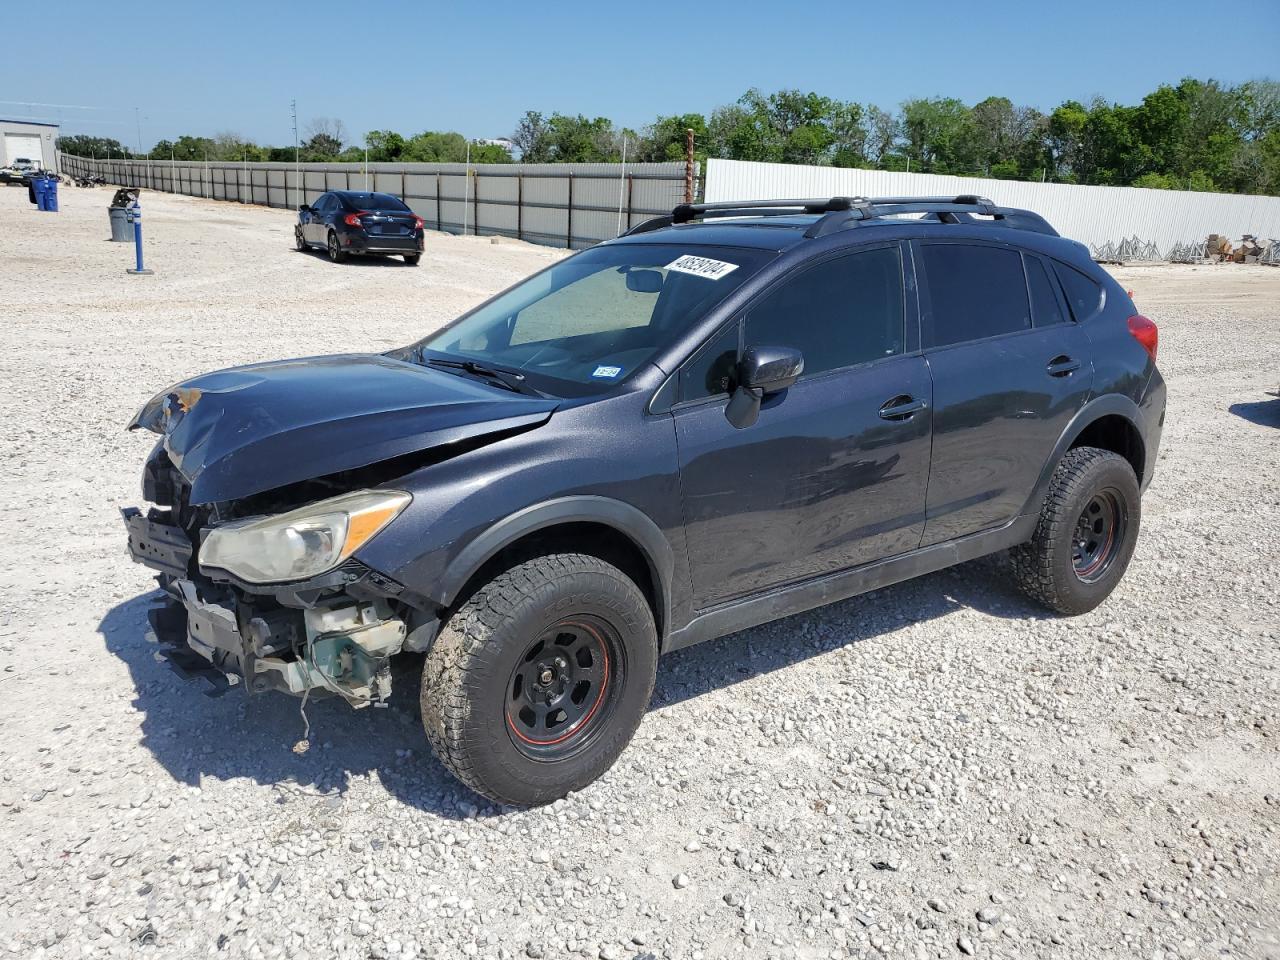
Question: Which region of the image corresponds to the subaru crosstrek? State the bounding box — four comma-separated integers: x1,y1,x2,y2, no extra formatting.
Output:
123,195,1166,806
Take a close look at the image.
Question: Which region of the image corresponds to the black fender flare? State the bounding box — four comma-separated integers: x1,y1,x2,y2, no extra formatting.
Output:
1021,394,1147,516
437,495,675,637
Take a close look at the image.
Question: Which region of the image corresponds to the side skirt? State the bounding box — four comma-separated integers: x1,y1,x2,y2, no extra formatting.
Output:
662,513,1038,653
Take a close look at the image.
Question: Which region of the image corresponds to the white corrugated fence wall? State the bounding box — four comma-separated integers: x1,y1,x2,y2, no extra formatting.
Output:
705,158,1280,255
58,155,693,250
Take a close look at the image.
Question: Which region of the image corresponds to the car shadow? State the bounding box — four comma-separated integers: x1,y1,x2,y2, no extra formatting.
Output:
1228,395,1280,428
99,554,1040,817
292,246,417,266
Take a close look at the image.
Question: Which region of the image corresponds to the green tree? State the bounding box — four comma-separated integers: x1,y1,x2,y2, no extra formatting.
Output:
511,111,551,162
900,97,975,173
635,113,708,164
56,135,132,159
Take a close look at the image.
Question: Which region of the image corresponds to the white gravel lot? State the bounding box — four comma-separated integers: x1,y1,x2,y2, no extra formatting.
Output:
1,185,1278,960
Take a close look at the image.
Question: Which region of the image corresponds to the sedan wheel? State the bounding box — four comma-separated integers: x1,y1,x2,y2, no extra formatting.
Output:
327,232,345,263
294,227,306,251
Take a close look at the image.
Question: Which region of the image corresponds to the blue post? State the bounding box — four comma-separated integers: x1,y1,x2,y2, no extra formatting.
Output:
126,200,154,275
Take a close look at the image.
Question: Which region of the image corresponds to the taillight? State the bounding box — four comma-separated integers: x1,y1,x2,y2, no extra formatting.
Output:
1127,314,1158,360
343,211,368,227
413,216,424,230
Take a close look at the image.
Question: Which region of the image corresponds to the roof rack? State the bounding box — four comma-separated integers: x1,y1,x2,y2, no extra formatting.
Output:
621,195,1059,239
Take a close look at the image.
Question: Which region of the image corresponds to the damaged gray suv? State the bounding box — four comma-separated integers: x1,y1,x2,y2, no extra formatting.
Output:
123,196,1166,806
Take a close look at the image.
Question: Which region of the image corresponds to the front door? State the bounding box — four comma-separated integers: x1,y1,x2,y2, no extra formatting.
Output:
673,244,934,610
913,241,1095,545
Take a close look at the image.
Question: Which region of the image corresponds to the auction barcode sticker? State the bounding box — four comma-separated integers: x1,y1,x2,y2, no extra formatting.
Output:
665,254,740,280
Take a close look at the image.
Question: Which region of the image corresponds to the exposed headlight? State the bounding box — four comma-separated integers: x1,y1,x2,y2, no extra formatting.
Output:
199,489,411,584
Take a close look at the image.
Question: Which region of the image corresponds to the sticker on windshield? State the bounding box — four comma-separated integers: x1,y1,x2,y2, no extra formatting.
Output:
664,254,740,281
592,365,623,379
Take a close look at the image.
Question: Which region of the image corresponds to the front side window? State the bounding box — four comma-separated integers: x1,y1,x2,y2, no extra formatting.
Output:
744,246,905,379
679,321,739,402
413,244,770,395
922,244,1030,348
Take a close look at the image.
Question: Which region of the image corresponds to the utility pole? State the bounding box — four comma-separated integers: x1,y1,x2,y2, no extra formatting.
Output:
684,128,694,203
134,106,143,156
616,133,628,236
291,100,300,208
463,140,471,236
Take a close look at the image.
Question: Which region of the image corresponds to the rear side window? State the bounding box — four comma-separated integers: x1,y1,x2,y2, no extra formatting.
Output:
745,247,904,379
1053,262,1104,320
1025,255,1066,327
922,244,1030,347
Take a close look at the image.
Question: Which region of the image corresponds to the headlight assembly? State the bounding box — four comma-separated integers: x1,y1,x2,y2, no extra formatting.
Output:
199,489,411,584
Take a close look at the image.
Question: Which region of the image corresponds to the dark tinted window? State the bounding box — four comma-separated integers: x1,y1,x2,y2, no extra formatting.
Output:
679,322,739,402
745,247,904,378
1053,262,1103,320
341,192,409,211
1025,255,1066,327
922,244,1030,347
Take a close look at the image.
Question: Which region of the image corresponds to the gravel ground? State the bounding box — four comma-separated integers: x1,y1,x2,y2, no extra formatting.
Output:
1,186,1278,960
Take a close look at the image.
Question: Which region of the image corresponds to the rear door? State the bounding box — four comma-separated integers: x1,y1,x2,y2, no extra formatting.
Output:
303,193,328,243
673,243,934,609
914,240,1093,545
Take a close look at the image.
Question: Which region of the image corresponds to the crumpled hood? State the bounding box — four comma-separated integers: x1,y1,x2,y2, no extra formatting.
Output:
129,353,558,504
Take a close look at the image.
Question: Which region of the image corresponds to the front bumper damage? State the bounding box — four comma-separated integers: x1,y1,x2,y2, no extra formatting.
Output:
123,506,427,706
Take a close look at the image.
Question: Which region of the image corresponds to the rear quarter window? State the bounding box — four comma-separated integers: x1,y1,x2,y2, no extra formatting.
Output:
1053,262,1104,320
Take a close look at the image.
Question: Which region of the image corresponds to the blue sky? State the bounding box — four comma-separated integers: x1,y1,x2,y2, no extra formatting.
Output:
6,0,1277,149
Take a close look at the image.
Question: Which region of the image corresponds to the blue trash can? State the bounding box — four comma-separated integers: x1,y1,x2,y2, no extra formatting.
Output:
43,176,59,212
33,177,48,211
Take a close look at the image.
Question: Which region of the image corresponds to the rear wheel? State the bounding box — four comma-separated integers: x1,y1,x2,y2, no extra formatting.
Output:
326,231,346,262
1011,446,1141,615
404,253,421,266
421,553,657,806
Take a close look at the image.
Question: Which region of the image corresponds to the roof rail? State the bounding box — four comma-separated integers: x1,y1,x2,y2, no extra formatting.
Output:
621,195,1059,240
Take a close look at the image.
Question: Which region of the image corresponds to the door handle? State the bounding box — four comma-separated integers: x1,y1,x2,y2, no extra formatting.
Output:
1047,355,1082,377
878,395,927,420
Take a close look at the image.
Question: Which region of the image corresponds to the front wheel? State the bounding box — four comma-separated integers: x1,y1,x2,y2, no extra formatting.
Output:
1010,446,1141,615
294,227,307,251
421,553,658,806
326,231,346,262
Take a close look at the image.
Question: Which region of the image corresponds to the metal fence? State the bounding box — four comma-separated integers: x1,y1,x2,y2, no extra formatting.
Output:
705,158,1280,259
58,155,695,250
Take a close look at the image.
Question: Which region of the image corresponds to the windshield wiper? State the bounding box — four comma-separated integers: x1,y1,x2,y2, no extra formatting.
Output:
424,357,544,397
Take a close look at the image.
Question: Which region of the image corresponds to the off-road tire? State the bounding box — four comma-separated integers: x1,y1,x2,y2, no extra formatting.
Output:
1011,446,1141,615
421,553,657,806
403,253,421,266
326,231,346,262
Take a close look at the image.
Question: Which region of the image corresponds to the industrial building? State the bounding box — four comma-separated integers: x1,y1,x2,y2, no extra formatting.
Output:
0,118,59,172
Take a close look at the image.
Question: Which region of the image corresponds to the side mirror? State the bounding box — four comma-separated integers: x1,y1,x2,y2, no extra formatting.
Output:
725,345,803,429
298,204,311,213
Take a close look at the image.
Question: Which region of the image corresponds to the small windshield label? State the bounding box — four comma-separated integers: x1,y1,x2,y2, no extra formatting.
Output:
592,365,623,379
665,254,739,280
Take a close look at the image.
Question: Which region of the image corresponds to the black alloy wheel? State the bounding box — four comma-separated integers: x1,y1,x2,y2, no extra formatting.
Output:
1072,489,1126,582
506,617,621,760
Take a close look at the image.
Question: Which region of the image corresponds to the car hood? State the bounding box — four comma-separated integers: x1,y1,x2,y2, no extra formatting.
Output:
129,353,558,504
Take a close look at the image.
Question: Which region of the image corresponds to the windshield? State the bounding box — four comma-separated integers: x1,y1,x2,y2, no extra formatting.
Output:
411,243,771,394
341,192,409,211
